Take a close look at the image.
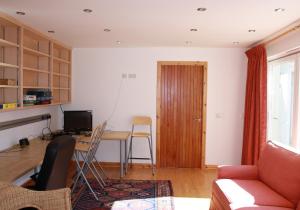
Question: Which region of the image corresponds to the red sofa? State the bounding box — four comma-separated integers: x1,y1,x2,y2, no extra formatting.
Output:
210,142,300,210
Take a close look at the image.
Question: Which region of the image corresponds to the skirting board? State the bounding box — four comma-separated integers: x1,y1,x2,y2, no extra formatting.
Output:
205,165,218,170
101,162,216,169
100,162,155,169
100,162,217,169
78,161,216,169
71,161,155,169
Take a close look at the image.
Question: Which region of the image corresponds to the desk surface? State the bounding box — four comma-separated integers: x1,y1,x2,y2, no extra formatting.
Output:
0,138,48,182
78,131,131,143
101,131,131,140
0,131,131,182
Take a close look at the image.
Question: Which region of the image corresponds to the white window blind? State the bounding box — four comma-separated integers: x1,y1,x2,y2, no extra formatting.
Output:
267,53,300,151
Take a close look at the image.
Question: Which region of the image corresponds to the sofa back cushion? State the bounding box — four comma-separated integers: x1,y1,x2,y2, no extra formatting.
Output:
258,142,300,206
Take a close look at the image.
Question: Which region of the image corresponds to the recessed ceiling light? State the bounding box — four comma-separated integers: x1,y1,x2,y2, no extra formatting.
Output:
274,8,285,12
116,41,121,44
190,28,198,32
197,8,207,12
48,30,55,33
248,29,256,32
233,41,240,45
16,11,25,15
104,28,111,32
83,9,92,13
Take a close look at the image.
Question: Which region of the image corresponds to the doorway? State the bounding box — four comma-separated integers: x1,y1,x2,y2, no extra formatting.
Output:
156,61,207,168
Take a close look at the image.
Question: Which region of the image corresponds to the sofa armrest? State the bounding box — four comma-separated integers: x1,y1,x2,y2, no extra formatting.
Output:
217,165,258,180
297,201,300,210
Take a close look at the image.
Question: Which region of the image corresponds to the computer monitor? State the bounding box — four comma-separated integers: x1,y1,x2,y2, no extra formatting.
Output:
64,110,92,134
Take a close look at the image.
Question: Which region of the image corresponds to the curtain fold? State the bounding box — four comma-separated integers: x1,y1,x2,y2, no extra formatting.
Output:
241,44,267,165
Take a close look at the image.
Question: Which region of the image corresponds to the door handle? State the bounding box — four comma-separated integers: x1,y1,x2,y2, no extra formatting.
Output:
193,118,202,122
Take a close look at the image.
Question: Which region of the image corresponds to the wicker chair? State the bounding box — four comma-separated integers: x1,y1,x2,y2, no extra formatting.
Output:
0,182,71,210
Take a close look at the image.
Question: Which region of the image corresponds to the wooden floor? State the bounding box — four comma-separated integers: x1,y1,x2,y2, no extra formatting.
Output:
72,166,217,210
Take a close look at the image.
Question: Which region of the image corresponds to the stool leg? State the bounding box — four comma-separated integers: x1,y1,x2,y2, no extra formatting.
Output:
125,139,128,174
129,125,134,169
147,137,155,175
127,136,133,169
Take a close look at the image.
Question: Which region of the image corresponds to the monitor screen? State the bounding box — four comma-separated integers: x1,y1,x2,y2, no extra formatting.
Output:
64,110,92,134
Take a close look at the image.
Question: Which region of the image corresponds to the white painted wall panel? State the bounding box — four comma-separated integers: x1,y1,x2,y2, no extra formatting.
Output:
65,47,247,165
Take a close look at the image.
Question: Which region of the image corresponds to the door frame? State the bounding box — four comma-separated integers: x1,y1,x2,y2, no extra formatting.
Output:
156,61,208,168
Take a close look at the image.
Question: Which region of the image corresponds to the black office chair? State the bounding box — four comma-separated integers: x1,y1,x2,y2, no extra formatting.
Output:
29,135,75,191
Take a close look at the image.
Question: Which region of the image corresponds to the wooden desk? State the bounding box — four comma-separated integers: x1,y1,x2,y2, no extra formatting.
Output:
0,138,48,182
78,131,131,178
0,131,131,182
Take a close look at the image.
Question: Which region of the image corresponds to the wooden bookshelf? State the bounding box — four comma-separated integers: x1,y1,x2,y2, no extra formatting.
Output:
0,85,18,88
23,67,50,74
0,62,19,69
0,103,61,113
53,72,70,77
23,47,50,57
0,38,19,48
23,86,50,89
0,13,72,111
53,56,70,64
0,16,20,109
52,43,71,104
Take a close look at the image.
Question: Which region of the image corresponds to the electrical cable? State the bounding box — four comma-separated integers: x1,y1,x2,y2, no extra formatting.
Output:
59,104,64,113
106,78,124,122
42,118,52,140
48,117,52,131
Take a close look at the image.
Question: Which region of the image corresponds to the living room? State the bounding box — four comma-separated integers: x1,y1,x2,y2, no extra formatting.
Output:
0,1,300,210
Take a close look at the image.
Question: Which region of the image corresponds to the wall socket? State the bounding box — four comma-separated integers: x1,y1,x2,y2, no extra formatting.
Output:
121,73,136,79
121,73,127,79
128,73,136,79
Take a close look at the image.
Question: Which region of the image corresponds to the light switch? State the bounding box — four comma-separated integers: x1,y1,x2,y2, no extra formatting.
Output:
216,113,223,118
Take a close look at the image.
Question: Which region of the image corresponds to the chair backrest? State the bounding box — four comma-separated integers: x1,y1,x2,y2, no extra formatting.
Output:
0,182,71,210
132,116,152,135
85,121,107,163
132,116,152,126
258,142,300,206
35,135,75,191
89,124,102,147
96,121,107,140
89,122,107,149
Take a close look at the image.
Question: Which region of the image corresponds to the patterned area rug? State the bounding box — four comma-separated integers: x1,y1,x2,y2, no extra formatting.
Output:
72,179,174,210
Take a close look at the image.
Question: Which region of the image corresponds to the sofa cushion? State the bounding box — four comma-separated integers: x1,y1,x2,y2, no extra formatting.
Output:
218,165,258,180
258,142,300,206
213,179,294,208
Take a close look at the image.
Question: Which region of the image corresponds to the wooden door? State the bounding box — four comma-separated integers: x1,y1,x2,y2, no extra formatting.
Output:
157,62,207,168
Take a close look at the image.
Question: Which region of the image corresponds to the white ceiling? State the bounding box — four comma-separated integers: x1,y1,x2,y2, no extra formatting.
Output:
0,0,299,48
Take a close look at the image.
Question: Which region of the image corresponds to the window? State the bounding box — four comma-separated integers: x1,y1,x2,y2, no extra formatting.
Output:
267,54,300,150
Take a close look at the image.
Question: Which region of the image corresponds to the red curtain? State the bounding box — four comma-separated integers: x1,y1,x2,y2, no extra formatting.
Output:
241,45,267,165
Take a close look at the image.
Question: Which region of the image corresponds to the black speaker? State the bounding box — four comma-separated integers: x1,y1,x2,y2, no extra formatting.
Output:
19,138,29,148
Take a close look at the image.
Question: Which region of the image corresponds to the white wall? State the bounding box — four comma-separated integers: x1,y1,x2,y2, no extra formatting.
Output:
0,106,60,184
66,47,247,165
0,107,59,150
